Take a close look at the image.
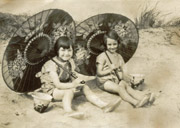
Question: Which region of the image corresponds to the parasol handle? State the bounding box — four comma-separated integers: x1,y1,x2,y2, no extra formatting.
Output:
104,51,121,82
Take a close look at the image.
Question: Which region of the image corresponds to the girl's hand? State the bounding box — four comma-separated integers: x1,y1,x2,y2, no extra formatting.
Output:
72,78,85,87
71,72,78,79
73,79,85,91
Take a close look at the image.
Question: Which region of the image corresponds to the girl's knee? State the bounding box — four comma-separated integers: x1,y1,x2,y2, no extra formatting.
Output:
83,85,93,95
82,85,90,91
52,89,65,100
119,80,128,87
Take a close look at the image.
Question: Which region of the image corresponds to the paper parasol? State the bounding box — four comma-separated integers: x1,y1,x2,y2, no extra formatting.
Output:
74,13,139,76
2,9,76,93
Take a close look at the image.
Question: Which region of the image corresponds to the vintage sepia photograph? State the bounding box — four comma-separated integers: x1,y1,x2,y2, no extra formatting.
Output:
0,0,180,128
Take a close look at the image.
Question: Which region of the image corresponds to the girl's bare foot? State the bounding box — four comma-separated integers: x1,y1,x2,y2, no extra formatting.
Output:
136,95,149,108
148,93,155,105
66,111,85,119
103,98,122,113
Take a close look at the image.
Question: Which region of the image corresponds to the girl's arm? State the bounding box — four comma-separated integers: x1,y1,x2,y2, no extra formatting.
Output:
49,71,76,89
75,71,96,81
96,53,115,77
96,63,112,76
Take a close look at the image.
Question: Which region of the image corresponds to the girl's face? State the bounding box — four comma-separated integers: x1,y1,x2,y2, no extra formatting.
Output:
106,38,118,53
58,46,73,62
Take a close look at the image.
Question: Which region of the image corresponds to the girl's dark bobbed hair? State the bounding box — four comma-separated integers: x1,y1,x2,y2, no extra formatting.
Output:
54,36,73,56
103,30,121,44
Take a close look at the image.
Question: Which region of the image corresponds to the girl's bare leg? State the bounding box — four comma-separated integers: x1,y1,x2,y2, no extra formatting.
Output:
53,89,74,112
52,88,85,119
122,73,132,83
52,88,64,101
62,90,74,112
83,85,121,112
104,81,138,106
83,85,108,107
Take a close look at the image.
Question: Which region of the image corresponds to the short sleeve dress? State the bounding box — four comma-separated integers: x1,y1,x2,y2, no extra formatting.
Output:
37,57,77,95
96,52,125,88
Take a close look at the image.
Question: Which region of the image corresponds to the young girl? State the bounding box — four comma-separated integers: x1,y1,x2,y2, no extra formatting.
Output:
96,30,155,108
37,36,121,118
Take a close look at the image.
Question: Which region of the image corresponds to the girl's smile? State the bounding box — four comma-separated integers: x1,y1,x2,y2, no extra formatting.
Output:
106,38,118,54
57,46,73,62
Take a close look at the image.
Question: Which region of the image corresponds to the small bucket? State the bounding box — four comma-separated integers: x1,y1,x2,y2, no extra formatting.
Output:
32,92,53,113
130,74,145,89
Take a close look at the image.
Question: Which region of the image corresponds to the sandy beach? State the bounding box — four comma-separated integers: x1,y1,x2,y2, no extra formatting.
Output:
0,26,180,128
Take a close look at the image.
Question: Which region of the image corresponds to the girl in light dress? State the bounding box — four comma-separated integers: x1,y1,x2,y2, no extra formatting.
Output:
96,30,155,108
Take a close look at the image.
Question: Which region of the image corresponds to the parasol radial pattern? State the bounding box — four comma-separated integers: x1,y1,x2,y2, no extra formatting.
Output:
2,9,76,93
